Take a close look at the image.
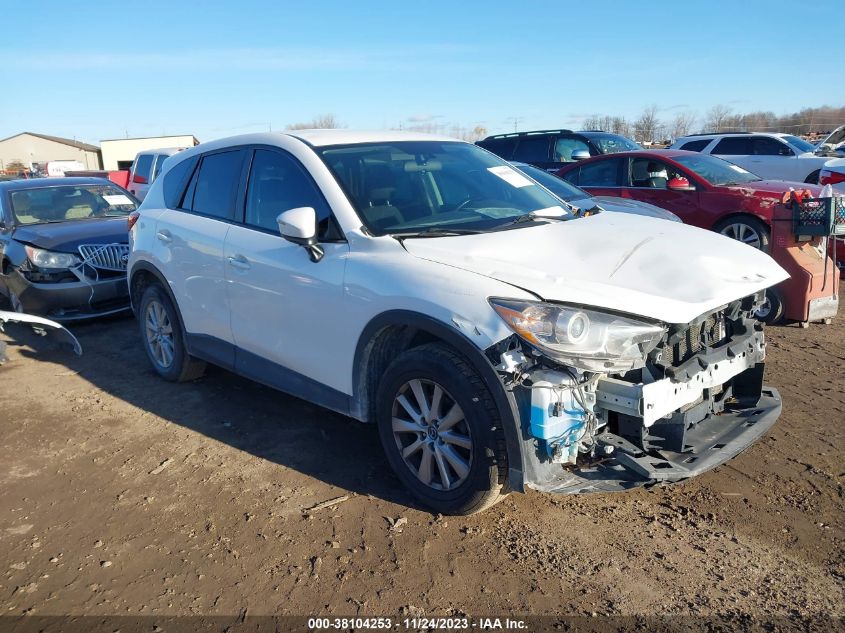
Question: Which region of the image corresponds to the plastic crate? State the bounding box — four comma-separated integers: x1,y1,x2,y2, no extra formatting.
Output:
793,196,845,236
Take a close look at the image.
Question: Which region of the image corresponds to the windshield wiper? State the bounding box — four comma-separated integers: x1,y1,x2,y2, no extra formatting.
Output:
494,211,569,229
391,227,486,239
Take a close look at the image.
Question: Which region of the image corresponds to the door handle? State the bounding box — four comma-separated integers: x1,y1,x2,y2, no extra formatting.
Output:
156,230,172,243
227,255,251,270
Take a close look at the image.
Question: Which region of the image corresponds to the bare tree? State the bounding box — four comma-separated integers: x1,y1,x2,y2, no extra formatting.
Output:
286,113,344,130
704,105,732,132
669,111,697,139
633,105,660,144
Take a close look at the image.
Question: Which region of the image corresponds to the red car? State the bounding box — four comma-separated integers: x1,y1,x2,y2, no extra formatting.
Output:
555,149,820,251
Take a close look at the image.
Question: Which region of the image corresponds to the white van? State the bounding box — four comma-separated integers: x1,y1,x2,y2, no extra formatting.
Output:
128,148,184,201
46,160,85,177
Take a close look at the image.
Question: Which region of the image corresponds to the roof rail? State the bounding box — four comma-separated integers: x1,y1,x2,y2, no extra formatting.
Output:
579,129,607,133
483,129,574,140
684,131,752,137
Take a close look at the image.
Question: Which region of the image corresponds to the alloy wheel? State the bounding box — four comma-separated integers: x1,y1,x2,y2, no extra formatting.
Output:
144,300,175,369
390,378,473,491
720,222,763,249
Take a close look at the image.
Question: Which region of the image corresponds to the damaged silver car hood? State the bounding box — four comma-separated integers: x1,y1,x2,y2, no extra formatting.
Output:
402,213,789,324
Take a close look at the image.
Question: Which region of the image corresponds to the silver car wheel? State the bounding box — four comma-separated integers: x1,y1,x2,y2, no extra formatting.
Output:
720,222,762,249
144,299,175,369
391,378,473,491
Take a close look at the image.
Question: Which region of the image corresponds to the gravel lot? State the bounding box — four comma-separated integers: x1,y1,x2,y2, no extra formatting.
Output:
0,310,843,626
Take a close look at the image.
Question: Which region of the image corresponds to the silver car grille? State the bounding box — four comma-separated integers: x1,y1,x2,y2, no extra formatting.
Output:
78,243,130,272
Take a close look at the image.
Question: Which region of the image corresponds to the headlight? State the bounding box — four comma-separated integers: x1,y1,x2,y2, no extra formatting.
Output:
489,298,666,373
25,245,81,269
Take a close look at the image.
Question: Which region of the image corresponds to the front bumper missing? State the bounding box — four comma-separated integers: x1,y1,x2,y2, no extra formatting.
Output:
524,386,781,495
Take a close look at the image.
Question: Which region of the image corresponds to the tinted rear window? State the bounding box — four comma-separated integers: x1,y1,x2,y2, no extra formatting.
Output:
133,154,154,180
512,136,551,163
188,150,246,220
679,139,711,152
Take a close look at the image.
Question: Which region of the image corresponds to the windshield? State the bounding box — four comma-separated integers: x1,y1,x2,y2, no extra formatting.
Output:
590,134,641,154
9,184,137,225
511,163,590,201
783,135,816,153
673,154,761,185
317,141,569,235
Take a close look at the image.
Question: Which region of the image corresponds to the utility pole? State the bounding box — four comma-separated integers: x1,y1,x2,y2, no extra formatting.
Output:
505,116,524,133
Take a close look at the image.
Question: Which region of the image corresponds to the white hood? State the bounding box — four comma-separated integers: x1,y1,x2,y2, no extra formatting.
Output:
403,214,789,324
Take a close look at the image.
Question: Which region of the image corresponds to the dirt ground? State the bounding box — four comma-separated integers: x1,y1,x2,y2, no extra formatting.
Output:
0,308,843,624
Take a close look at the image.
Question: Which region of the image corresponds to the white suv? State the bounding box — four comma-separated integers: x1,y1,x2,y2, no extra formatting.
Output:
670,132,833,183
128,130,788,514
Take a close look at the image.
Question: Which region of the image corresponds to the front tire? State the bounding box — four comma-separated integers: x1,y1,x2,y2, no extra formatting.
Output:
754,288,784,324
715,216,770,251
138,284,205,382
375,343,508,515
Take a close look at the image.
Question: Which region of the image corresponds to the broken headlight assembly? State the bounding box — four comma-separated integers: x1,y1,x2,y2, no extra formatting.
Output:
25,245,81,270
489,298,666,373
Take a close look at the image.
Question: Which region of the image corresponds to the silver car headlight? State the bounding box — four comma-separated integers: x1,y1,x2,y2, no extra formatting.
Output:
489,298,667,373
25,245,81,270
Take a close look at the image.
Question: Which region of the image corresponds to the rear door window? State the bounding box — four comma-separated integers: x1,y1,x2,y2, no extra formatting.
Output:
712,137,752,155
512,136,551,163
576,157,623,187
186,149,247,220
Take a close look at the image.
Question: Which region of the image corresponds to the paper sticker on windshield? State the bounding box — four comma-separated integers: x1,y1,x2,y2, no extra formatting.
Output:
488,165,533,188
103,194,134,206
729,165,751,174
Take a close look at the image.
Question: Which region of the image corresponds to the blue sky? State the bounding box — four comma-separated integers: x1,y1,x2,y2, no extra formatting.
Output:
1,0,843,144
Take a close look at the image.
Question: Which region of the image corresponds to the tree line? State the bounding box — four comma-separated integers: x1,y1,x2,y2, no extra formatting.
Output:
583,105,845,144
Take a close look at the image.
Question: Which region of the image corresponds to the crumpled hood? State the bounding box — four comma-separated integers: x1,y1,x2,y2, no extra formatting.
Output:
403,213,789,324
12,217,129,252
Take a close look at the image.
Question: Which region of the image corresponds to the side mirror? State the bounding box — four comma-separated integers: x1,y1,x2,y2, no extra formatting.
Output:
276,207,324,262
132,173,148,184
667,176,695,192
570,149,591,161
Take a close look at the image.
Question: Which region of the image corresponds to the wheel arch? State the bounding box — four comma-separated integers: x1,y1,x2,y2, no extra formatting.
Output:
711,211,772,233
351,310,524,491
128,262,187,338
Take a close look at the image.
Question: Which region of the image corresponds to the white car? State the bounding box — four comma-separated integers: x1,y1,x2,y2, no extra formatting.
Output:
670,132,833,183
128,148,185,201
815,124,845,157
820,157,845,191
128,130,788,515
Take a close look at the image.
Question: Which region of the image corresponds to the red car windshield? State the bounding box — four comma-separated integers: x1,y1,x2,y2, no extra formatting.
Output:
673,154,762,186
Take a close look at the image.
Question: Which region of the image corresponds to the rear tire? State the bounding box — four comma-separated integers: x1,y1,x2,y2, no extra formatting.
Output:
138,284,205,382
714,216,770,252
375,342,508,515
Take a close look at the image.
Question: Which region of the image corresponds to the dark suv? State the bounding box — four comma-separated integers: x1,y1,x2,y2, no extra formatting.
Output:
476,129,641,171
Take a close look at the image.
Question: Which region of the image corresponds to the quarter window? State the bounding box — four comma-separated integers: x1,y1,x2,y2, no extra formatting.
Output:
187,149,247,220
163,156,198,209
245,149,338,240
679,139,711,152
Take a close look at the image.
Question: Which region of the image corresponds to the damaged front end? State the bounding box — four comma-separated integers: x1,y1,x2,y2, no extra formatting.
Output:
489,293,781,494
